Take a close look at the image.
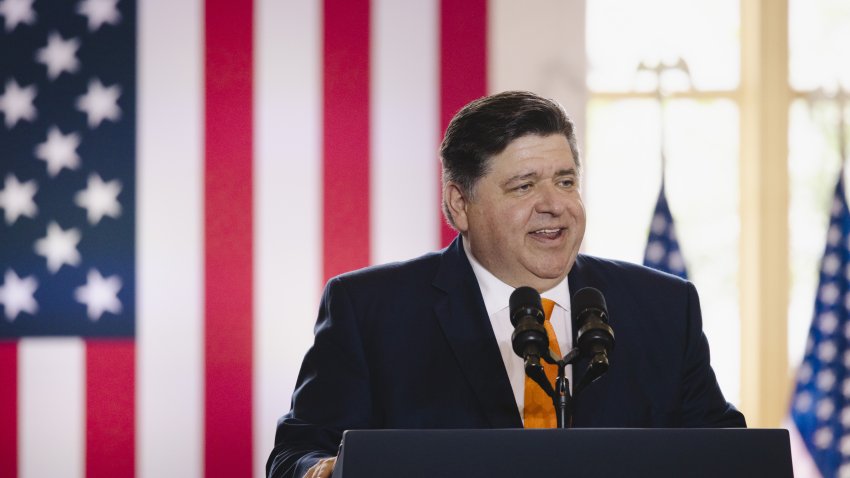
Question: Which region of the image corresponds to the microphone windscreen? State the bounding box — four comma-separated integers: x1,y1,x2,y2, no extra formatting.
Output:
509,286,543,327
572,287,607,321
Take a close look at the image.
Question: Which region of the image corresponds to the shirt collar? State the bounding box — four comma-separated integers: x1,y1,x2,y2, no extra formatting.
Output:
462,236,570,317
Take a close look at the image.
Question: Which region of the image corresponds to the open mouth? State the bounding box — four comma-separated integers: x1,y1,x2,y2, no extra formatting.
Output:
529,228,564,240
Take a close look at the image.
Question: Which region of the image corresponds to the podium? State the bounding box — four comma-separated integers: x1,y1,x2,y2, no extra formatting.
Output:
331,428,792,478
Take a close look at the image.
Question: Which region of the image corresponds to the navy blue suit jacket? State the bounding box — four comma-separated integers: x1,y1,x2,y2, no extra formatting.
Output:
267,237,745,478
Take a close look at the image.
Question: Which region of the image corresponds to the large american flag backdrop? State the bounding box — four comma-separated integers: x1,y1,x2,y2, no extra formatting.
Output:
0,0,586,477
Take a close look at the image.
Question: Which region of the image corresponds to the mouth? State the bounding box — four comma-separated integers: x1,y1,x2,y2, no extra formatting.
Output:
529,227,565,241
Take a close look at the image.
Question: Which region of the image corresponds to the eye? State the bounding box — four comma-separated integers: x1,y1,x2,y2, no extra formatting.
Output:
514,183,532,192
558,178,575,188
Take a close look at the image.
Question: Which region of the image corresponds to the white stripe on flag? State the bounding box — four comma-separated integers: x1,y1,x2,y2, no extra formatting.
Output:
371,0,440,264
137,0,204,476
20,338,84,478
255,0,323,475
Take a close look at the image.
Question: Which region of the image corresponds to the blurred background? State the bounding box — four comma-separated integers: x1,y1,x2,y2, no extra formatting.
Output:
1,0,848,476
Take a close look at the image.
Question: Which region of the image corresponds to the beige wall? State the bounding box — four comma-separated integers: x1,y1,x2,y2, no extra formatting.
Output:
488,0,587,155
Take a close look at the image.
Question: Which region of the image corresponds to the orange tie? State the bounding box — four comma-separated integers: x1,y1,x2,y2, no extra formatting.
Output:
523,298,560,428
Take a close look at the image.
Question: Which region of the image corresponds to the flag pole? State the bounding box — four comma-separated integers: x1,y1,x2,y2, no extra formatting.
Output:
839,89,847,167
637,57,692,280
635,57,693,187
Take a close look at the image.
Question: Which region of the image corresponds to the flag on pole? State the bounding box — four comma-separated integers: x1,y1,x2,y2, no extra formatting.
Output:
790,172,850,478
643,183,688,279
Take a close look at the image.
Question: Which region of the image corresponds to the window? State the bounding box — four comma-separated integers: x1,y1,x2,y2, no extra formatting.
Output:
585,0,742,404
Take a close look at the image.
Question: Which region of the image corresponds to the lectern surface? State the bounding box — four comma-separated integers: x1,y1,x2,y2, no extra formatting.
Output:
331,428,792,478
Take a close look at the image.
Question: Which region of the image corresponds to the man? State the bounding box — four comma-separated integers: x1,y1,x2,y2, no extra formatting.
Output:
267,91,745,478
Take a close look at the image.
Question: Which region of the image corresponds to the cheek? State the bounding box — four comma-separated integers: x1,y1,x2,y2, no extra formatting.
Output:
499,205,532,238
503,198,535,222
568,197,586,224
470,200,532,245
475,208,521,251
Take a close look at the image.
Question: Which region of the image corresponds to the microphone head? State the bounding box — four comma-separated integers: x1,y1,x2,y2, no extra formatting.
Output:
572,287,615,390
571,287,608,322
573,287,615,358
509,286,544,327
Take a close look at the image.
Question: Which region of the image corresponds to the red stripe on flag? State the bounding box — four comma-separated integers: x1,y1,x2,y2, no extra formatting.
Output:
86,340,134,478
323,0,371,282
205,0,254,476
0,342,16,478
439,0,488,247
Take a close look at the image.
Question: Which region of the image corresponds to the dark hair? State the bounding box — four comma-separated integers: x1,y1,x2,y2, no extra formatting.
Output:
440,91,580,229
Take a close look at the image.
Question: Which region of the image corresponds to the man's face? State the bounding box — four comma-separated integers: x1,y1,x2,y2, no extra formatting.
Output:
448,134,586,292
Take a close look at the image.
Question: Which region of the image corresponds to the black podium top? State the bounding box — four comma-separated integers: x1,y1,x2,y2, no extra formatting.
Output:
332,428,792,478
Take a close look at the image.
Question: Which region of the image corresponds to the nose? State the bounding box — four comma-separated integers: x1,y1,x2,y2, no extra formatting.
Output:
534,182,567,216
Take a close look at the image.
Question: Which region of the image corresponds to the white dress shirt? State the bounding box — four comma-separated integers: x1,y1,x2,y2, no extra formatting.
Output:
462,237,573,420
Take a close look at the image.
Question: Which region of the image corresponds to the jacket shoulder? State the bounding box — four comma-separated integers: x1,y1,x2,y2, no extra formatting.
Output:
575,253,690,288
329,249,445,293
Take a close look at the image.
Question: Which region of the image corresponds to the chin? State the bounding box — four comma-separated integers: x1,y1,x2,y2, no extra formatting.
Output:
531,267,568,282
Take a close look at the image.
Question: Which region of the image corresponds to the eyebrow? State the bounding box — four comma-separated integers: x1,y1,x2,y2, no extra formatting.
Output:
502,168,577,187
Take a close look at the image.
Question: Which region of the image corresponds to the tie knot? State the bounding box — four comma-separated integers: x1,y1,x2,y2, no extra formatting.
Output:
541,298,556,321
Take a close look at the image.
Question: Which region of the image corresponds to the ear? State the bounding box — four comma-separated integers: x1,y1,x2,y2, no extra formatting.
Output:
444,182,470,233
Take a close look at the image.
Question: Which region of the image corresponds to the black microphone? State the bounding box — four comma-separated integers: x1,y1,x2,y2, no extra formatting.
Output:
572,287,615,386
509,286,549,366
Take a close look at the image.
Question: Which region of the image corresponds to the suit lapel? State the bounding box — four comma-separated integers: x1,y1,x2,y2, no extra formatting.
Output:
432,237,522,428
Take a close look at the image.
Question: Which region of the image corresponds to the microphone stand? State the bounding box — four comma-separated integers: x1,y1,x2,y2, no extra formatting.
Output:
525,348,582,429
